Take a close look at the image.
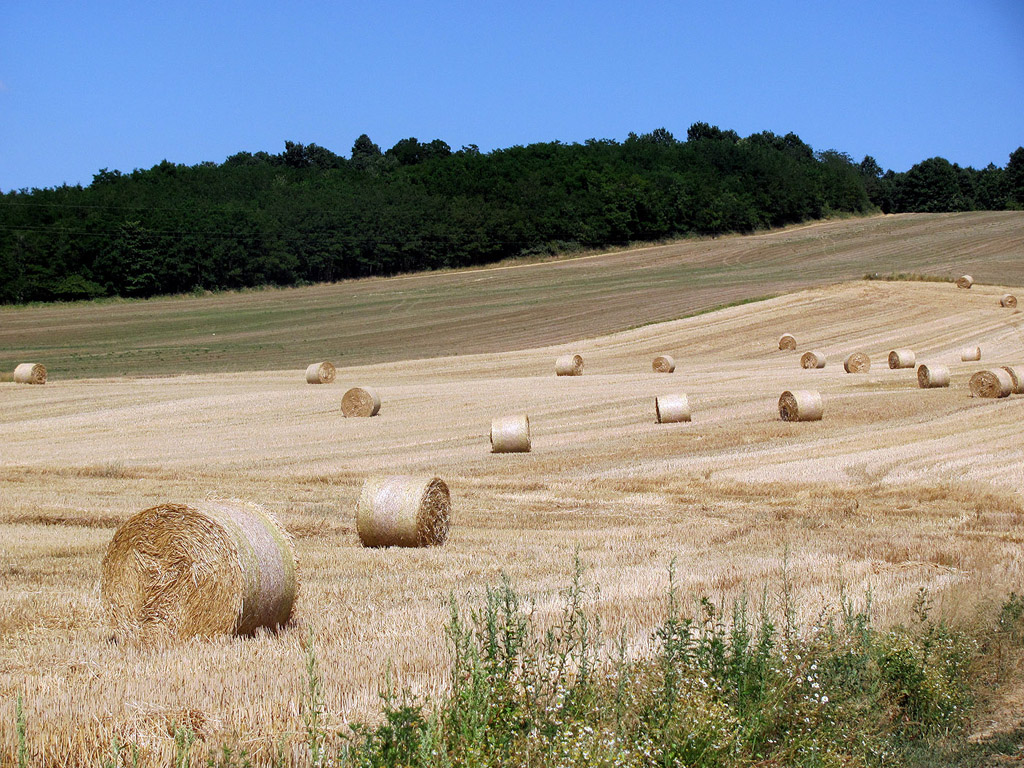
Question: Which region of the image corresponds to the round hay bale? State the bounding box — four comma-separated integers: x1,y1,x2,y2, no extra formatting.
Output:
843,352,871,374
356,475,451,548
800,350,826,369
956,275,974,289
778,390,823,422
969,369,1013,399
1000,366,1024,394
100,501,298,642
917,364,950,389
342,386,381,417
555,354,584,376
305,362,336,385
13,363,46,385
655,394,691,424
490,413,531,453
652,355,676,373
778,334,797,351
960,346,981,362
1000,294,1017,308
888,349,916,369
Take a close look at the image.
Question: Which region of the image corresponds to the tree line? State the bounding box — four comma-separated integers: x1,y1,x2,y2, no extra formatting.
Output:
1,124,1021,303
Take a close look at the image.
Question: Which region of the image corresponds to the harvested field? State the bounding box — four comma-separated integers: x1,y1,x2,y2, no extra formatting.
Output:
1,222,1024,764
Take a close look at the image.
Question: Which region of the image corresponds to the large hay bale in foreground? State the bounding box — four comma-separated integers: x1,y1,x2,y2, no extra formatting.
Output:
652,355,676,373
356,475,451,548
491,413,531,453
956,275,974,289
800,350,826,369
655,394,691,423
101,501,298,642
305,362,336,384
917,364,950,389
342,386,381,417
960,346,981,362
888,349,916,369
1000,294,1017,308
555,354,584,376
1001,366,1024,395
969,369,1013,398
13,363,46,385
844,352,871,373
778,390,823,422
778,334,797,351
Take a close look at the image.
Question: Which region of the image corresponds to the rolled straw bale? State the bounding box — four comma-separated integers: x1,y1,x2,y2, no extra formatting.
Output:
800,350,826,369
1000,294,1017,308
652,355,676,373
969,369,1013,398
778,390,823,422
655,394,691,424
888,349,916,369
342,386,381,417
305,362,336,385
555,354,584,376
100,500,298,642
960,346,981,362
490,413,531,453
13,363,46,385
357,475,450,548
917,364,950,389
956,275,974,289
843,352,871,374
1000,366,1024,394
778,334,797,351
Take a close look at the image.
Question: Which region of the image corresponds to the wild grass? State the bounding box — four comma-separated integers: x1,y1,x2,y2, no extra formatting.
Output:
863,272,955,283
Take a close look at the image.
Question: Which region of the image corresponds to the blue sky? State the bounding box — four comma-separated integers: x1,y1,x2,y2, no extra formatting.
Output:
1,0,1021,192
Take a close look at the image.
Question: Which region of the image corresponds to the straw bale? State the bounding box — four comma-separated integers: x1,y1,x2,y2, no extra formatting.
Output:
888,349,916,369
13,363,46,385
491,413,531,453
652,355,676,373
956,275,974,289
778,390,823,422
655,394,691,423
342,386,381,417
100,500,298,643
778,334,797,351
800,350,826,369
1000,294,1017,308
1001,366,1024,394
843,352,871,373
960,346,981,362
356,475,451,548
555,354,584,376
969,369,1013,398
917,364,950,389
305,362,336,384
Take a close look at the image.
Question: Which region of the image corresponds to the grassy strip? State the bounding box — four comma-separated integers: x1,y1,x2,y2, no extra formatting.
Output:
863,272,955,283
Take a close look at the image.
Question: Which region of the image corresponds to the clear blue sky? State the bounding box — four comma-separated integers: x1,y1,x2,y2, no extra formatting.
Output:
1,0,1021,192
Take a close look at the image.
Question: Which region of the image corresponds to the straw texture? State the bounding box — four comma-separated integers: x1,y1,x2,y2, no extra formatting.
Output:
888,349,916,369
1000,294,1017,308
13,363,46,385
969,369,1013,398
843,352,871,373
555,354,585,376
100,500,298,643
490,413,531,453
305,362,336,384
342,386,381,417
960,346,981,362
655,394,691,424
1001,366,1024,394
778,390,823,422
800,350,826,369
356,475,451,548
917,364,950,389
778,334,797,351
652,355,676,373
956,275,974,289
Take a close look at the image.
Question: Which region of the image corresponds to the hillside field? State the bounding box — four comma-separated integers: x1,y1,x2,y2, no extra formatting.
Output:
1,211,1024,765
